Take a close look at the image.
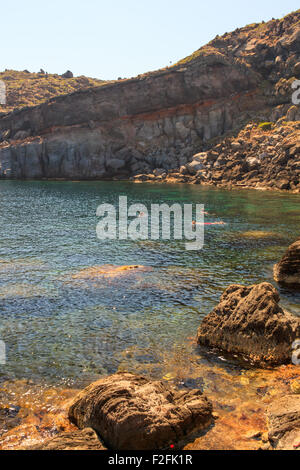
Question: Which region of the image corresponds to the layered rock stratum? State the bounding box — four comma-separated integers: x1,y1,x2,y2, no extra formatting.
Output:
267,395,300,449
68,372,213,450
0,10,299,184
26,428,106,451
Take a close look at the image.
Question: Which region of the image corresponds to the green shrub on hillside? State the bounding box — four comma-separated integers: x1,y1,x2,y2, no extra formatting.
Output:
258,122,273,131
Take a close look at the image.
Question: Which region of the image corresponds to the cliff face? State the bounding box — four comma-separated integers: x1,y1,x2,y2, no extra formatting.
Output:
0,10,299,179
0,61,261,179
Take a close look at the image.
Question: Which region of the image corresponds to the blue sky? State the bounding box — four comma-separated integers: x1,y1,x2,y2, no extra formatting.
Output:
1,0,299,80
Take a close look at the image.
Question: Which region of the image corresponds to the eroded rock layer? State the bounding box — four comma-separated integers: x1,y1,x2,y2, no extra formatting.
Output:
267,395,300,449
26,428,106,451
68,372,213,450
274,238,300,289
197,282,300,365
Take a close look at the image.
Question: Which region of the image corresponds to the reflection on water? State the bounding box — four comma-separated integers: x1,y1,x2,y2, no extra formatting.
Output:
0,378,77,450
0,181,299,448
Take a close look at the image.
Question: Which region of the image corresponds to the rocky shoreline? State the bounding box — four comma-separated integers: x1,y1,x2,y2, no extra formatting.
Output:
131,119,300,193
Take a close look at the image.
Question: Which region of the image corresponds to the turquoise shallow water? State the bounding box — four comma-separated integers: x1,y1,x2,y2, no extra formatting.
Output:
0,181,299,387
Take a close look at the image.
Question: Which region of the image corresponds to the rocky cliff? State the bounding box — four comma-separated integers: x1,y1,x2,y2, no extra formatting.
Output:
134,120,300,192
0,10,299,180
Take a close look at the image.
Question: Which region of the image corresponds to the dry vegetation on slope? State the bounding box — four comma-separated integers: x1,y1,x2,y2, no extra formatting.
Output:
175,9,300,69
0,70,108,113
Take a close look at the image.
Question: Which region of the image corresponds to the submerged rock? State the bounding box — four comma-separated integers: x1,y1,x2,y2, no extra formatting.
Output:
26,428,106,450
267,395,300,450
71,264,150,280
197,282,300,365
68,372,213,450
274,238,300,289
238,230,282,240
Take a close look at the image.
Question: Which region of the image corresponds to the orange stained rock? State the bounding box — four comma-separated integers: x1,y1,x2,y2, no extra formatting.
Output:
184,364,300,450
238,231,282,239
0,360,299,450
0,379,78,450
71,264,151,280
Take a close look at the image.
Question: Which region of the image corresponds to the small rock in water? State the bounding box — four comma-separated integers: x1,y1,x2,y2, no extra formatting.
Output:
218,356,226,362
244,430,262,439
25,428,106,450
163,372,176,381
274,238,300,290
267,395,300,450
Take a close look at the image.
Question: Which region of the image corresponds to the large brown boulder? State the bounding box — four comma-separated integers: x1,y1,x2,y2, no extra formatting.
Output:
68,372,213,450
274,239,300,289
197,282,300,365
267,395,300,450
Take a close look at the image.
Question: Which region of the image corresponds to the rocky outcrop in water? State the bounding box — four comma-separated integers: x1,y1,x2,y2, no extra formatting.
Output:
267,395,300,450
274,238,300,289
27,428,106,450
197,282,300,365
0,10,299,181
68,372,213,450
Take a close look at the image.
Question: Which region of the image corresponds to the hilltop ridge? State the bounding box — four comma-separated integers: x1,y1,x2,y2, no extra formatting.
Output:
0,69,107,113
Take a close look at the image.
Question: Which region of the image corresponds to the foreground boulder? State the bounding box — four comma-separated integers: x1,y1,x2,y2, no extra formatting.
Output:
274,239,300,289
197,282,300,365
26,428,106,450
68,372,212,450
267,396,300,450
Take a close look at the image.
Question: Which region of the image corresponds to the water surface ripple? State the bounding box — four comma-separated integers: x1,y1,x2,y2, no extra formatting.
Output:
0,181,299,387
